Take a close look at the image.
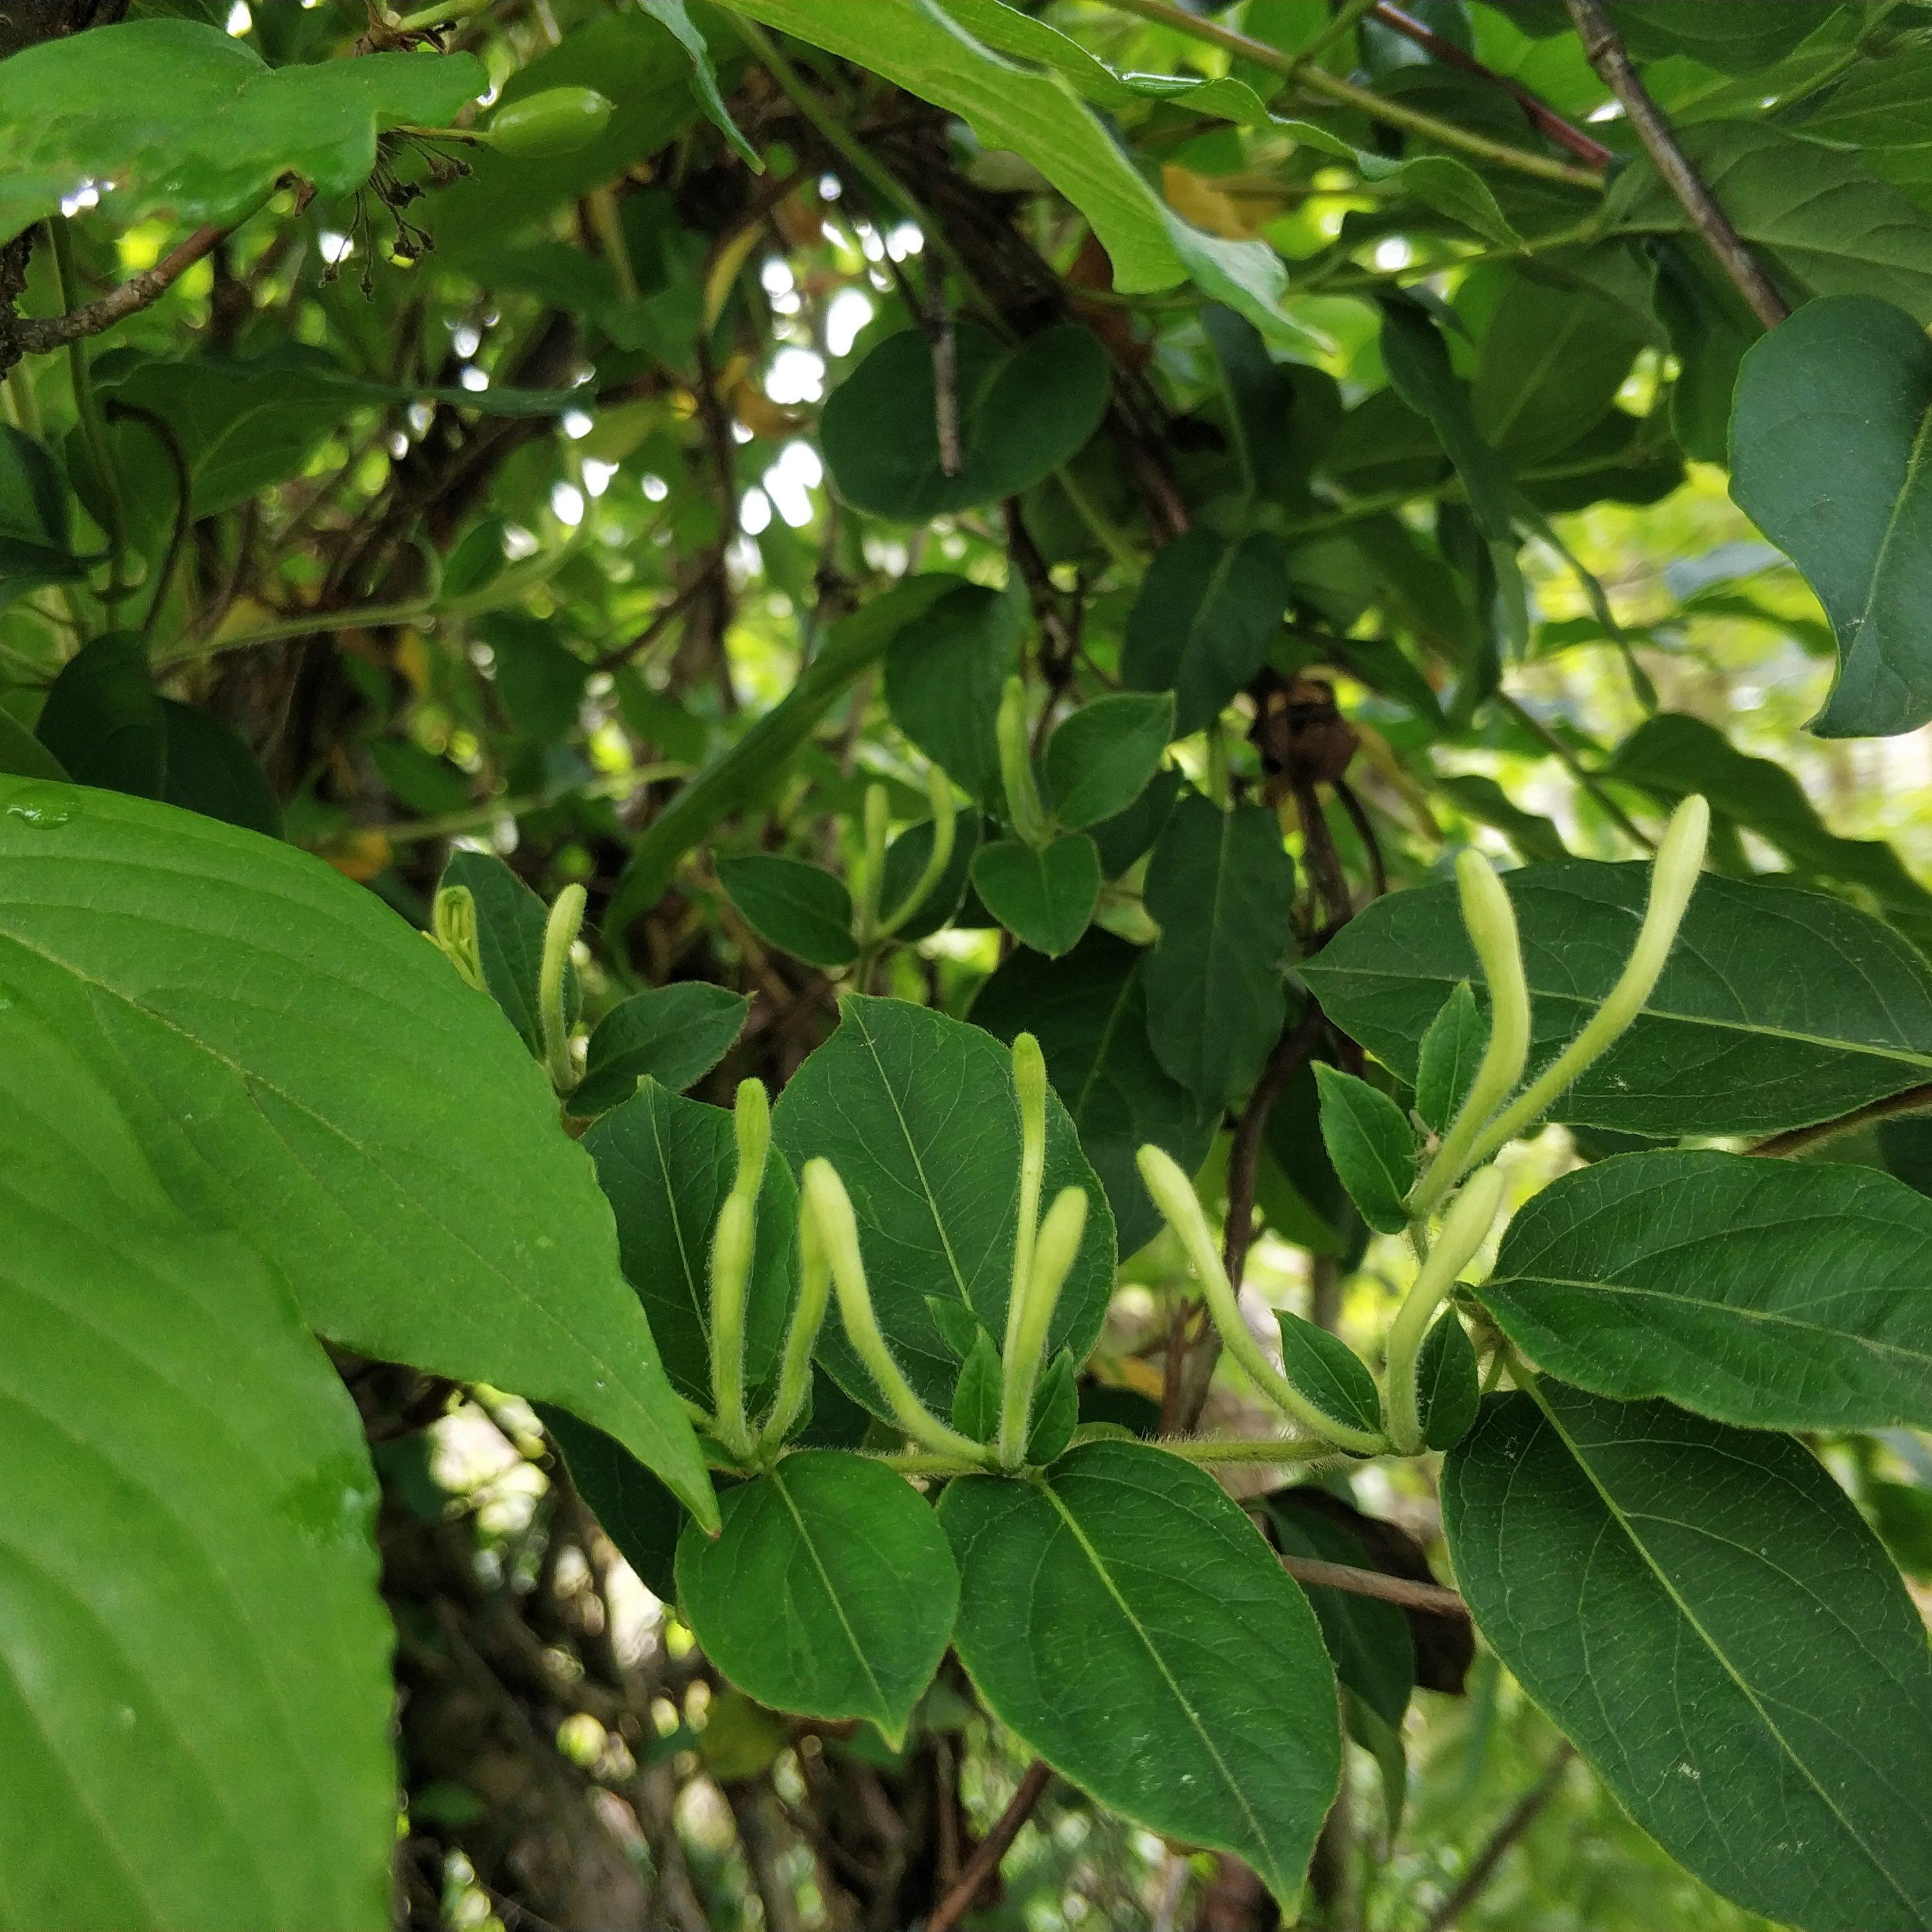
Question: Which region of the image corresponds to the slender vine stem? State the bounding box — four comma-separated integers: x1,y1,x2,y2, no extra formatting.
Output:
47,220,131,607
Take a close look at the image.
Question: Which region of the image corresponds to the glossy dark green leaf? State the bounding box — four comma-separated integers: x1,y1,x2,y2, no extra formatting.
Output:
1120,530,1288,735
1044,691,1172,831
0,778,712,1525
716,853,858,968
675,1450,958,1746
573,983,749,1115
154,701,282,839
972,931,1218,1257
1313,1064,1415,1236
585,1079,798,1411
0,20,484,234
35,634,165,799
971,832,1101,958
1481,1150,1932,1431
1414,980,1486,1135
1471,270,1646,466
771,997,1115,1415
1416,1312,1480,1451
438,850,577,1057
883,580,1026,810
1444,1388,1932,1932
1277,1309,1381,1436
1731,295,1932,738
1305,860,1932,1136
821,323,1108,520
1089,764,1185,880
1144,795,1295,1109
940,1439,1339,1906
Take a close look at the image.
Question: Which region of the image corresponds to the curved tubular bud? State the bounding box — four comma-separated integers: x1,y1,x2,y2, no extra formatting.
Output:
996,675,1050,847
874,765,957,940
997,1185,1088,1468
539,883,587,1091
1136,1146,1387,1455
1462,796,1710,1172
801,1159,992,1464
756,1204,831,1456
708,1191,757,1456
1409,849,1532,1219
732,1077,771,1201
1382,1165,1507,1453
430,884,486,994
1001,1034,1050,1370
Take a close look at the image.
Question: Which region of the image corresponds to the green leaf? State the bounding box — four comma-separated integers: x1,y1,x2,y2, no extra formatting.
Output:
1607,124,1932,323
1304,858,1932,1136
438,849,577,1056
0,706,66,782
1120,531,1288,736
1730,295,1932,739
971,931,1218,1257
638,0,760,168
771,996,1116,1416
1144,795,1296,1109
708,0,1315,340
716,853,858,968
0,777,713,1525
482,612,588,742
542,1407,685,1600
970,832,1101,958
675,1449,958,1748
1026,1348,1080,1464
1044,691,1172,831
0,20,483,234
1312,1064,1415,1236
1414,979,1486,1135
0,1155,393,1931
0,425,81,585
883,580,1026,810
1434,774,1570,864
821,323,1108,520
1444,1388,1932,1932
1651,242,1762,466
585,1079,798,1411
1380,301,1514,544
1416,1311,1479,1451
1480,1149,1932,1432
35,633,165,799
878,804,979,942
574,983,749,1115
153,701,282,839
951,1329,1003,1441
940,1439,1340,1907
1276,1309,1381,1436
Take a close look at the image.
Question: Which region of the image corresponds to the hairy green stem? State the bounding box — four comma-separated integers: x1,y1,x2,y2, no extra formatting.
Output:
1384,1166,1506,1453
1138,1145,1388,1454
874,764,958,939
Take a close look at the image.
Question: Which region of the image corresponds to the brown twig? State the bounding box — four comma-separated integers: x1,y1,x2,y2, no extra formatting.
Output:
1279,1553,1468,1619
926,1758,1054,1932
1420,1744,1575,1932
13,218,240,354
1371,3,1613,169
1565,0,1789,329
1748,1080,1932,1158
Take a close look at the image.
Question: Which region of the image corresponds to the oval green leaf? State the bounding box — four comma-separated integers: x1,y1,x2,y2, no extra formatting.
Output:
939,1439,1340,1907
970,831,1101,959
1444,1387,1932,1932
676,1449,958,1747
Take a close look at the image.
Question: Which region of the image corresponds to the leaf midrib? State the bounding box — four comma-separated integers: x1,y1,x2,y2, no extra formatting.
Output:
770,1467,890,1719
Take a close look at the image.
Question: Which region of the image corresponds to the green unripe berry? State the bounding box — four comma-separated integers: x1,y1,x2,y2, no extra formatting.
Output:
484,87,614,158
